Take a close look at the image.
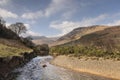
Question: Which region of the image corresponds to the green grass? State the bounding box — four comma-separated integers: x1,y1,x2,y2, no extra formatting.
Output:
0,44,32,57
50,45,120,59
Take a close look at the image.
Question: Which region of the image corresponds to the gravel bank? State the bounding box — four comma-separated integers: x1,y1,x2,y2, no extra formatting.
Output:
51,55,120,80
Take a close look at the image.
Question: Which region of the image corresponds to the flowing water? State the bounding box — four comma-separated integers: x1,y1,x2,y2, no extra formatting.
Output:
15,56,111,80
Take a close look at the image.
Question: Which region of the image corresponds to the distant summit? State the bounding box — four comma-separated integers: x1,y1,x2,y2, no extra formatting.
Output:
30,36,47,40
32,36,59,45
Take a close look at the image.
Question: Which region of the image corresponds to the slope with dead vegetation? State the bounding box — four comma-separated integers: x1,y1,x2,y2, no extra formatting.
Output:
51,25,108,46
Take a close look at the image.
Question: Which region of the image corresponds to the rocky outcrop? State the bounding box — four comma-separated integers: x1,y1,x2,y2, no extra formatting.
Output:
0,56,23,79
0,46,49,80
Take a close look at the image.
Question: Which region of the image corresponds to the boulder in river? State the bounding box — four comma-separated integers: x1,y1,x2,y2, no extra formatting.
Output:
42,64,47,68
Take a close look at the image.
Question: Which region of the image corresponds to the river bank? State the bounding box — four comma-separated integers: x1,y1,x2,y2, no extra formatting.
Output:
51,55,120,80
0,43,49,80
0,52,38,80
16,56,112,80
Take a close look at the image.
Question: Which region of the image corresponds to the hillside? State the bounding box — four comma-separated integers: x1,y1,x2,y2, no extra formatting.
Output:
62,26,120,51
32,36,59,45
50,26,120,59
78,26,120,52
51,25,108,46
0,24,50,80
0,24,32,57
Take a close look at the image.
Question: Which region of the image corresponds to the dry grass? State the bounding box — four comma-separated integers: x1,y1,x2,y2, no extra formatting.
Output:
51,26,108,46
0,43,32,57
52,55,120,80
0,38,33,57
0,38,30,49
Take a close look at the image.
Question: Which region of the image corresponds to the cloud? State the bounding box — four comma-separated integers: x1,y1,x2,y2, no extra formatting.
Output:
20,23,41,37
50,14,107,36
62,10,76,19
44,0,73,17
21,0,80,19
50,21,80,36
22,11,43,19
107,20,120,26
24,23,30,29
23,23,41,36
22,23,40,36
21,30,41,37
6,23,11,27
0,8,18,18
0,0,10,6
26,30,41,36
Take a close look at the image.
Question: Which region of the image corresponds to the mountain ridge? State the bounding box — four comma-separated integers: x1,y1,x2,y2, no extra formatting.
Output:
32,36,59,45
50,25,109,46
57,25,120,52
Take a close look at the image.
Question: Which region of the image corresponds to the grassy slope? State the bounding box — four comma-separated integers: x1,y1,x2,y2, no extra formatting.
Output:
0,43,32,57
50,26,120,59
51,25,108,46
0,38,32,57
78,26,120,51
0,24,33,57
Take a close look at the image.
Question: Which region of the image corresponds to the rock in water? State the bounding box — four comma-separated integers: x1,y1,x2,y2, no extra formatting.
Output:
42,64,47,68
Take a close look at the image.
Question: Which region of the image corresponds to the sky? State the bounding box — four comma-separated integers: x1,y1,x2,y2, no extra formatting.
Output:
0,0,120,37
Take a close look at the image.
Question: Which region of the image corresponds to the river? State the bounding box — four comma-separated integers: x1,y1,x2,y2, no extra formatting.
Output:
15,56,112,80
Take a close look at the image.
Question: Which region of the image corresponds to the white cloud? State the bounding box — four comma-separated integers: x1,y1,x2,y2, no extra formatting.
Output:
22,11,43,19
107,20,120,26
74,14,107,27
6,23,10,27
24,23,30,29
20,23,41,37
0,8,18,18
21,30,41,37
44,0,73,17
22,0,79,19
50,14,107,36
50,21,80,36
26,30,41,36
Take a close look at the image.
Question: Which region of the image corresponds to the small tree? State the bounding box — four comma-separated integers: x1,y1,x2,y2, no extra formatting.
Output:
8,22,27,35
33,44,49,56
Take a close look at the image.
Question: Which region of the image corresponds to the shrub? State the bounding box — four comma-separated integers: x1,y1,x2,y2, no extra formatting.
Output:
33,44,49,56
50,45,120,59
